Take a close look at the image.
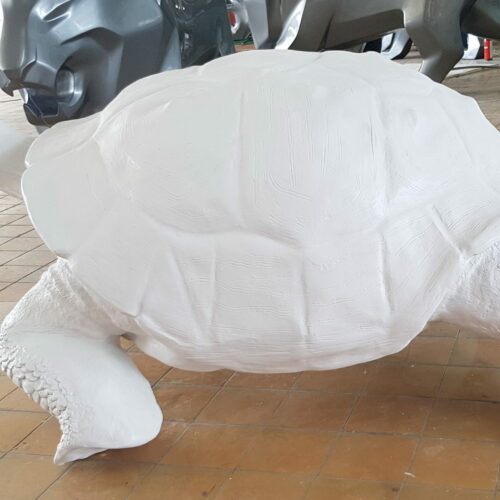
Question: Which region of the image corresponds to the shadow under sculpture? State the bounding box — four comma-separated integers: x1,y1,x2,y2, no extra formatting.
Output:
3,50,500,464
0,0,234,126
255,0,500,82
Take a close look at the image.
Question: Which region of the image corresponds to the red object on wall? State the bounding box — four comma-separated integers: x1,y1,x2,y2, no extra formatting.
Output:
484,39,492,61
228,11,236,26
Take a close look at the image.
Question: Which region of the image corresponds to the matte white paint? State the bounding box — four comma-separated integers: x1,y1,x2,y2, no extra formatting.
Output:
0,119,33,197
2,50,500,463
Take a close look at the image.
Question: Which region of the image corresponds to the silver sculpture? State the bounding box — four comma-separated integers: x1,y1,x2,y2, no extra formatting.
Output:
463,34,485,59
381,30,413,60
257,0,500,82
0,0,234,126
227,0,252,40
226,0,274,46
380,31,484,61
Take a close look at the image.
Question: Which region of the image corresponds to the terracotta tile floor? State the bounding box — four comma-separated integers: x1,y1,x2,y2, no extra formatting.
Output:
2,60,500,500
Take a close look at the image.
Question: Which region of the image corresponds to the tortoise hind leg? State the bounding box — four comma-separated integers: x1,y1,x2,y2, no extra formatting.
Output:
0,260,162,464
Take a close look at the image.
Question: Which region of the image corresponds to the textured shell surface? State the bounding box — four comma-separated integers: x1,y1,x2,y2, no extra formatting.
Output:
21,50,500,372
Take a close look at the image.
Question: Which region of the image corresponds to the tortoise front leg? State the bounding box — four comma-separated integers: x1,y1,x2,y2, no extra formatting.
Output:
0,259,162,464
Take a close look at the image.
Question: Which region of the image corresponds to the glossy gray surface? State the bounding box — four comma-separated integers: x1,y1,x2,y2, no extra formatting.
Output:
381,30,413,60
255,0,500,82
0,0,234,126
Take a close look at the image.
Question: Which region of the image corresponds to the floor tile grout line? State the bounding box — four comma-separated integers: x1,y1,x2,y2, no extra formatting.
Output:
301,371,374,498
154,415,192,464
3,414,51,457
126,371,247,500
192,369,241,425
3,446,500,493
0,202,24,215
148,377,500,397
210,429,265,499
231,426,266,466
206,470,232,499
122,463,157,500
4,390,500,423
300,431,341,499
149,367,174,390
0,244,53,267
0,225,37,240
34,461,78,500
178,370,259,498
0,214,28,227
0,208,28,215
0,257,56,268
7,418,500,447
398,327,461,497
266,383,290,423
0,214,51,293
0,381,17,402
0,258,49,294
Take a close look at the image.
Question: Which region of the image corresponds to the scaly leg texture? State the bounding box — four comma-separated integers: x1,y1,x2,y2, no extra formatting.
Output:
0,259,162,464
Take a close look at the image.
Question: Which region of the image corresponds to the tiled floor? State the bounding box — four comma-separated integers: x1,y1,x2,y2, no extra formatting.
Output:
2,60,500,500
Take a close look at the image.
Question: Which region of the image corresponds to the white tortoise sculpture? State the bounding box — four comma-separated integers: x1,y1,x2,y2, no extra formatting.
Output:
2,50,500,464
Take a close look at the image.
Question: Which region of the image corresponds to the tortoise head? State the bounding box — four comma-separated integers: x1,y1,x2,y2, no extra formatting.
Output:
0,0,171,126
